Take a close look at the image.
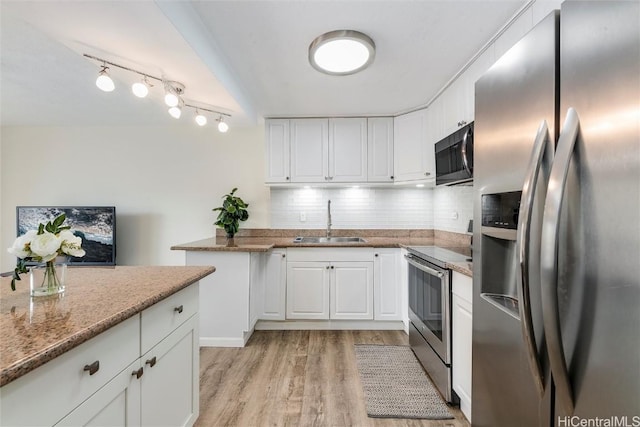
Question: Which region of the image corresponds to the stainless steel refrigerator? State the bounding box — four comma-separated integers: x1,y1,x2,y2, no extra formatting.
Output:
472,2,639,426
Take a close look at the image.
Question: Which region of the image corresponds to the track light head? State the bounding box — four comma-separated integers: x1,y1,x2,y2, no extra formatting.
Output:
217,116,229,133
132,76,150,98
96,66,115,92
164,81,185,107
168,98,184,119
195,110,207,126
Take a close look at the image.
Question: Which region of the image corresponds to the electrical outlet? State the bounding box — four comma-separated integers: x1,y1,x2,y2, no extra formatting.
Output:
300,212,306,222
451,211,459,220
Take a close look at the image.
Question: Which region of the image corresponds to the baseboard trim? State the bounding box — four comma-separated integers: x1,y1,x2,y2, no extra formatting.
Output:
255,320,405,330
200,337,247,347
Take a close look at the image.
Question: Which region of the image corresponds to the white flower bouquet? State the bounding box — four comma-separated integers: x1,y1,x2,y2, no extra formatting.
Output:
8,213,85,291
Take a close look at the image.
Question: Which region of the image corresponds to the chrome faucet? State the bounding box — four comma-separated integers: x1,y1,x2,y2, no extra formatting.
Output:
327,200,332,237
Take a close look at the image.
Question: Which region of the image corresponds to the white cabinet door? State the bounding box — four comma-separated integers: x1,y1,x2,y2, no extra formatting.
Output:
262,250,287,321
290,119,328,183
373,249,402,321
367,117,394,182
330,262,373,320
141,316,199,427
452,271,473,422
265,119,290,183
329,118,368,182
286,262,330,319
393,109,434,182
55,360,141,427
441,77,472,138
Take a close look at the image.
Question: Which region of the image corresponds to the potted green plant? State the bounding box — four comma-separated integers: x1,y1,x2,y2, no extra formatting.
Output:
212,188,249,245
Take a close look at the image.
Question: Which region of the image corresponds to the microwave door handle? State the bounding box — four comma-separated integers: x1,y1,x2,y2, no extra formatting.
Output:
461,128,472,177
515,119,553,397
404,255,444,278
541,107,580,416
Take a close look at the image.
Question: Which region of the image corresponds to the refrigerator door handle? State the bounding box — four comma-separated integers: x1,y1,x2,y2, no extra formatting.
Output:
461,128,472,176
516,119,553,397
541,107,581,416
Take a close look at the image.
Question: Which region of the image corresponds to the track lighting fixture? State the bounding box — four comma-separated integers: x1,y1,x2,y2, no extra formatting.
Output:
217,116,229,133
95,65,115,92
84,54,232,131
195,110,207,126
131,76,150,98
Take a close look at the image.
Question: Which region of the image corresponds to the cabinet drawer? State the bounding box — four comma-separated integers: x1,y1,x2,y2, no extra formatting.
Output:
0,315,140,427
141,284,198,354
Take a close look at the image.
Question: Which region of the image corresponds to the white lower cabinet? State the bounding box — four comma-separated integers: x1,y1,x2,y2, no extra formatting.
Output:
330,262,373,320
452,271,473,422
373,248,402,321
262,250,287,320
0,283,200,427
285,248,374,321
140,316,199,427
56,359,142,427
286,262,330,319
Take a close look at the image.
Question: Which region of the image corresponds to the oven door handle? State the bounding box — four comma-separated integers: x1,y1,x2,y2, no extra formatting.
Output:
404,255,444,278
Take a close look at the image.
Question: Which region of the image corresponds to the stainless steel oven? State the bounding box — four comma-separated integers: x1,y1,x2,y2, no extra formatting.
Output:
405,246,467,404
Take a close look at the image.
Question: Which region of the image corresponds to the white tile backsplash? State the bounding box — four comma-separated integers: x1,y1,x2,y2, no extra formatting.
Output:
270,185,474,232
270,187,434,229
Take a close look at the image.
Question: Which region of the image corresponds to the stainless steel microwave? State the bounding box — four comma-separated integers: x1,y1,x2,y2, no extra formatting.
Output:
435,122,474,186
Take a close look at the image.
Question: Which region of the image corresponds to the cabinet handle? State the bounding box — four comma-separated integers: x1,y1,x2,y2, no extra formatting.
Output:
286,176,290,180
375,253,379,257
282,254,286,258
145,356,157,368
83,360,100,376
174,305,184,314
390,176,394,180
326,266,330,269
132,367,144,379
330,266,334,269
325,176,329,181
424,172,431,176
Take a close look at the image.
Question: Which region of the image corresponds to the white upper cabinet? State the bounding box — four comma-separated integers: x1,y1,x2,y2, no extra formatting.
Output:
328,118,368,182
367,117,394,182
393,109,435,182
290,118,329,183
264,119,290,183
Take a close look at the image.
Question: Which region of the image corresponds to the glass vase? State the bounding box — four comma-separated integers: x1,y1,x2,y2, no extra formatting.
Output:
30,259,67,297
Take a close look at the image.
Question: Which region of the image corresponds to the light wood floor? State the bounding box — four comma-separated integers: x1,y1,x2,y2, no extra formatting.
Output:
196,330,471,427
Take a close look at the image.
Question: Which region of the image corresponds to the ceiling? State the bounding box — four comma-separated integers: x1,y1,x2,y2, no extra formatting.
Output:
0,1,527,128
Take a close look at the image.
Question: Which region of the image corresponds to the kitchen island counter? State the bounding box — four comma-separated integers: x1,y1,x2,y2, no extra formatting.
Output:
0,265,215,386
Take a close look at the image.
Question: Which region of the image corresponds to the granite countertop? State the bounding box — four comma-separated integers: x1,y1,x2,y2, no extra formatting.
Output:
171,229,473,276
0,265,215,387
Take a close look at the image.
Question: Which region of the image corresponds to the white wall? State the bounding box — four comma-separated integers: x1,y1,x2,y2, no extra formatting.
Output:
0,124,270,271
432,185,474,233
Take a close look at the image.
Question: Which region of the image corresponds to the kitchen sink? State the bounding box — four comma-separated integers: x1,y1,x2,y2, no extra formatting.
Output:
293,236,367,244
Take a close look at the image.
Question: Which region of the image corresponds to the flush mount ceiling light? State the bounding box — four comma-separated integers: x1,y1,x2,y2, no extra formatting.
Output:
95,65,115,92
83,53,232,132
309,30,375,76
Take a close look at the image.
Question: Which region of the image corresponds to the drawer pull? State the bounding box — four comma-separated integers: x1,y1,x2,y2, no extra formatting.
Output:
174,305,184,314
145,356,157,368
132,367,144,379
83,360,100,376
